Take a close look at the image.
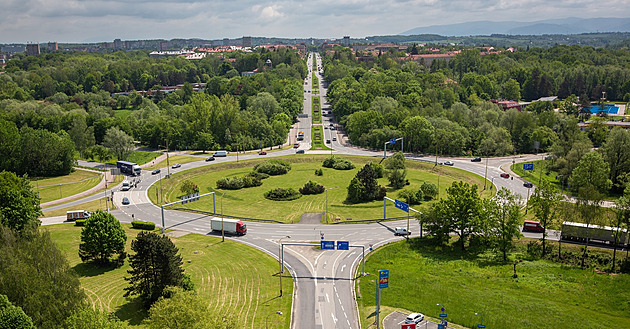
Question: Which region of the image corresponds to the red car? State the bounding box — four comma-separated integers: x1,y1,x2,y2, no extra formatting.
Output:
500,173,510,178
293,143,299,148
259,151,267,155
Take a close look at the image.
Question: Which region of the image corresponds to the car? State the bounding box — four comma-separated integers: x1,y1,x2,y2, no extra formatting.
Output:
405,313,424,324
444,160,454,166
523,181,533,188
330,126,336,130
394,227,410,236
172,163,181,169
122,197,130,205
326,139,331,144
259,151,267,155
296,149,305,154
151,169,161,175
500,173,510,178
293,143,300,148
471,157,482,162
205,156,215,161
329,123,334,126
324,126,328,129
332,136,337,141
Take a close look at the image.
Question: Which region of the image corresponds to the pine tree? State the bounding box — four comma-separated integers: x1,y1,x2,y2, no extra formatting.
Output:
124,232,185,307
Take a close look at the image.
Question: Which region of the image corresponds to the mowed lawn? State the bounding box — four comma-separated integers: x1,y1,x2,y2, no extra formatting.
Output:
46,224,292,328
42,198,116,217
357,239,630,329
148,155,490,223
144,155,202,171
32,169,102,204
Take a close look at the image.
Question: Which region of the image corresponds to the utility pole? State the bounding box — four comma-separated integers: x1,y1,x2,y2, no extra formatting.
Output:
484,155,489,190
166,139,170,178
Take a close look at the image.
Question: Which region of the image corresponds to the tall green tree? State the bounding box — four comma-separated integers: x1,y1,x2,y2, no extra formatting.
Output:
0,119,19,173
63,308,129,329
429,181,482,251
19,127,75,177
601,128,630,192
528,180,561,256
78,210,127,264
488,188,522,261
0,294,36,329
103,127,134,161
575,186,604,268
385,152,407,189
345,163,386,204
68,116,95,157
0,226,86,328
0,172,41,232
145,287,216,329
612,195,630,272
124,231,186,307
569,151,612,194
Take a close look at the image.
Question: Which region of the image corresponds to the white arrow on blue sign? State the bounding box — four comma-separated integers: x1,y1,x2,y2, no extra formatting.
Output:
320,240,335,250
336,241,349,250
390,138,397,145
394,199,409,212
523,163,534,171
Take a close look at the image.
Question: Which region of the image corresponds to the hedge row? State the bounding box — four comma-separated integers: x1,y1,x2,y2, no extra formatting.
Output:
254,160,291,175
75,219,85,226
322,156,355,170
131,220,156,230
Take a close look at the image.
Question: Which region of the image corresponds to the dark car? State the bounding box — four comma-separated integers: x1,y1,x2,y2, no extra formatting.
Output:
500,173,510,178
152,169,161,175
122,197,130,205
471,157,482,162
259,151,267,155
205,156,215,161
523,181,533,188
296,149,305,154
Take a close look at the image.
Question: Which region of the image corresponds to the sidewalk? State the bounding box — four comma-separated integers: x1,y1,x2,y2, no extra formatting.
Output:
39,168,115,208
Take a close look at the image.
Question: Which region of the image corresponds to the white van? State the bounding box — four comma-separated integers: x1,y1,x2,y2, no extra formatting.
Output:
121,180,130,191
394,227,410,236
213,150,227,157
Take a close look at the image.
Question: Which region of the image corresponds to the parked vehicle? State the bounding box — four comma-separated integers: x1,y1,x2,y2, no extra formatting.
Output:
394,227,410,236
561,221,629,247
117,160,142,176
522,220,545,232
471,157,482,162
121,180,130,191
152,169,161,175
214,150,228,157
205,156,215,161
405,313,424,324
500,173,510,178
210,218,247,235
66,210,91,221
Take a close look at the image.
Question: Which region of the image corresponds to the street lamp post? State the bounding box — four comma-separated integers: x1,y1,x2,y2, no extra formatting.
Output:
279,236,290,297
513,259,522,278
221,192,225,242
484,155,489,190
265,311,283,329
475,312,485,328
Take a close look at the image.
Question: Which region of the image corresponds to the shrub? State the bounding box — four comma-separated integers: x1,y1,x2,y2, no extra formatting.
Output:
216,177,244,190
299,181,325,195
254,160,291,175
75,219,86,227
420,182,438,200
397,189,420,205
246,171,269,180
322,156,355,170
132,220,156,230
241,175,262,188
315,168,323,176
264,188,302,201
367,162,384,178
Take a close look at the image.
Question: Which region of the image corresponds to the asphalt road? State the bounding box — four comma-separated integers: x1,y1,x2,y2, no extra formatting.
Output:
49,52,566,329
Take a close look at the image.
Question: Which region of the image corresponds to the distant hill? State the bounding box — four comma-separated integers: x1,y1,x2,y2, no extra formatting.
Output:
401,17,630,36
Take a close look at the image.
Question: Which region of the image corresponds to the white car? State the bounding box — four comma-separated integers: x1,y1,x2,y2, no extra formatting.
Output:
405,313,424,324
444,160,454,166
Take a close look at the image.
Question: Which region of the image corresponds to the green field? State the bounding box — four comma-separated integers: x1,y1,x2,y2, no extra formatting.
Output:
511,159,561,190
357,238,630,329
311,126,331,151
84,150,161,166
148,156,490,223
145,155,201,171
42,197,116,217
32,169,102,204
113,109,134,120
46,224,292,328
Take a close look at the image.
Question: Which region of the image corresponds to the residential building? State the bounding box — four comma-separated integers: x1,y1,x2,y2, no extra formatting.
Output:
47,42,58,51
26,43,40,56
242,36,252,48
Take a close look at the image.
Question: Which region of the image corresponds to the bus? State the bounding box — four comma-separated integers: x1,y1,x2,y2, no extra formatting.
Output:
116,161,142,176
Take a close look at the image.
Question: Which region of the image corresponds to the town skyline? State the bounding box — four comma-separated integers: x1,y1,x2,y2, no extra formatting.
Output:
1,0,629,43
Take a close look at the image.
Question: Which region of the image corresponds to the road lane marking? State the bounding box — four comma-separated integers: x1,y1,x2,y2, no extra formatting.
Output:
326,293,329,303
331,313,337,324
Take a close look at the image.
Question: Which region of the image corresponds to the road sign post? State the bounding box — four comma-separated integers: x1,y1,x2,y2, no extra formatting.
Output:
160,191,216,234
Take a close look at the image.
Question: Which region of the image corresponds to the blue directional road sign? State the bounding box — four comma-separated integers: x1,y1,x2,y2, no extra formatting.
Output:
337,241,349,250
320,240,335,250
523,163,534,171
394,199,409,213
390,138,397,145
379,269,389,289
440,314,448,318
477,325,486,328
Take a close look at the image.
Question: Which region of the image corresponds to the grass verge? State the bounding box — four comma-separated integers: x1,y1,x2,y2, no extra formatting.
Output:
311,126,331,151
144,155,201,171
148,155,490,223
32,169,102,204
312,96,321,124
510,159,560,189
42,198,117,217
357,238,630,329
46,224,292,328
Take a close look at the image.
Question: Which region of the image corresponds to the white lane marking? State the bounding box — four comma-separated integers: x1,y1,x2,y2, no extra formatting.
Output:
341,305,345,312
341,264,346,272
347,319,351,327
326,293,330,303
331,313,337,324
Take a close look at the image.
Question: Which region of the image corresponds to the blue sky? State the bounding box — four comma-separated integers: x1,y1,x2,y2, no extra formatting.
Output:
0,0,628,43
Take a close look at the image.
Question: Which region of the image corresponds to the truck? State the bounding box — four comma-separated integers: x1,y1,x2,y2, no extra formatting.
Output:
210,218,247,236
213,150,227,157
117,161,142,176
297,131,304,141
561,221,629,247
66,210,91,221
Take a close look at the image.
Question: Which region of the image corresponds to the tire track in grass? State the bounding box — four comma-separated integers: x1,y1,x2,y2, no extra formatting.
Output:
208,264,220,312
249,263,263,329
83,287,103,312
85,277,123,312
211,265,225,313
241,258,257,328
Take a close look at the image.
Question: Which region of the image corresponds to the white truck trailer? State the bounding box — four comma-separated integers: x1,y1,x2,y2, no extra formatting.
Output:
210,218,247,236
561,221,629,247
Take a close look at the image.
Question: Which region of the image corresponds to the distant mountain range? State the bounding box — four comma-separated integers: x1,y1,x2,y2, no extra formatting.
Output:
401,17,630,36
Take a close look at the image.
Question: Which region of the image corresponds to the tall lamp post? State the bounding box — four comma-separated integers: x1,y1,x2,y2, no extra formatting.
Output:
221,192,225,242
265,311,283,328
279,236,290,297
475,312,485,328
